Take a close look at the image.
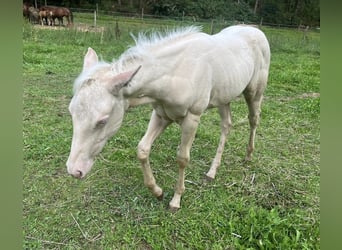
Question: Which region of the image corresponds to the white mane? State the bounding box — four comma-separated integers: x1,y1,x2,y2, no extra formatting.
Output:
114,26,202,71
130,26,201,49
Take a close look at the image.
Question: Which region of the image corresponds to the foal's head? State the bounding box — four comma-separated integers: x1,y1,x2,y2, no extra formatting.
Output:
67,48,141,178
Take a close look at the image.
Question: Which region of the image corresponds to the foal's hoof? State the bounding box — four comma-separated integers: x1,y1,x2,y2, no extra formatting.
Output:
204,174,215,182
169,205,180,213
244,155,252,162
156,192,164,201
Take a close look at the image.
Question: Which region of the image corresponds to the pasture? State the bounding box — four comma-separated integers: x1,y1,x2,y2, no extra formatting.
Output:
23,14,320,249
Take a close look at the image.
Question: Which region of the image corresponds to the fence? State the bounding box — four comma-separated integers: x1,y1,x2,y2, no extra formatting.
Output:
69,7,320,32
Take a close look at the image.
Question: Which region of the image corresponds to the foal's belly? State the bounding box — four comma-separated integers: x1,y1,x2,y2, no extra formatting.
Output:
208,84,246,108
152,103,188,123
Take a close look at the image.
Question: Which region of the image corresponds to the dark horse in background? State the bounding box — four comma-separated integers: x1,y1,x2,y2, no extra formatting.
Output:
23,2,30,20
23,2,40,24
39,6,73,26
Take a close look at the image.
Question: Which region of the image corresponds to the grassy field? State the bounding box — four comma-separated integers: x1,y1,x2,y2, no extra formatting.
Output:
23,13,320,249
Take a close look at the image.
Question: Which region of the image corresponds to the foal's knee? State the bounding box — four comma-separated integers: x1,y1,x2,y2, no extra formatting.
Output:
176,153,190,168
137,142,150,162
248,113,260,128
222,119,232,134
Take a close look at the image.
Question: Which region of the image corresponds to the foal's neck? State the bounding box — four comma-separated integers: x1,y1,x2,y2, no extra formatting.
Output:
121,61,159,107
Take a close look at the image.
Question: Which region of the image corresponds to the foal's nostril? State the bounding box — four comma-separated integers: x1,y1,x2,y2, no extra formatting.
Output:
73,170,83,178
77,170,83,178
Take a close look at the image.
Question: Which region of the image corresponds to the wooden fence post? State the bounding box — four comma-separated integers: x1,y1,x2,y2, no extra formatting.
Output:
115,20,121,40
210,19,214,34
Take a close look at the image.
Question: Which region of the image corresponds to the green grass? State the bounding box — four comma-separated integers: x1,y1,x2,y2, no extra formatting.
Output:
23,15,320,249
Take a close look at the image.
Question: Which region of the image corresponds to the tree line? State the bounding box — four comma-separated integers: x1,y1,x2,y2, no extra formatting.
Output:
25,0,320,27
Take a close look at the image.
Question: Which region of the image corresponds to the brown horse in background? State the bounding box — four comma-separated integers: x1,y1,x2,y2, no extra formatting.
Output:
39,6,73,26
38,9,52,26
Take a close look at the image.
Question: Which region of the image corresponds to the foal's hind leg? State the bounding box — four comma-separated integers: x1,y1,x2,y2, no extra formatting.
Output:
205,104,232,180
243,88,265,161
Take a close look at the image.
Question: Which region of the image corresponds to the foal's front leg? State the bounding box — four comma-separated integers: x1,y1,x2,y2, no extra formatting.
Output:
137,110,171,199
169,112,200,211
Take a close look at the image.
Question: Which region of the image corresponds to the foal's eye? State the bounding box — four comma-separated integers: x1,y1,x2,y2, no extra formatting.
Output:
95,117,109,128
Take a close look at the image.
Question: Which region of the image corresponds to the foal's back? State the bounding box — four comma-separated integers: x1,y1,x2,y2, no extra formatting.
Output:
210,25,270,106
170,25,270,111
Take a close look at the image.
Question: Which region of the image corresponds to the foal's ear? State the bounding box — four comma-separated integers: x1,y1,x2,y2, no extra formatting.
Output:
82,47,98,72
108,65,142,94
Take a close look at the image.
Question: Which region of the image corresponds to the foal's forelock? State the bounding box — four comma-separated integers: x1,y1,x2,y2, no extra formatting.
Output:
73,62,112,94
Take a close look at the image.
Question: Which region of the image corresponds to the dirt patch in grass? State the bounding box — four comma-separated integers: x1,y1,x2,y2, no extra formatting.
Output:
32,23,105,33
279,92,320,102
